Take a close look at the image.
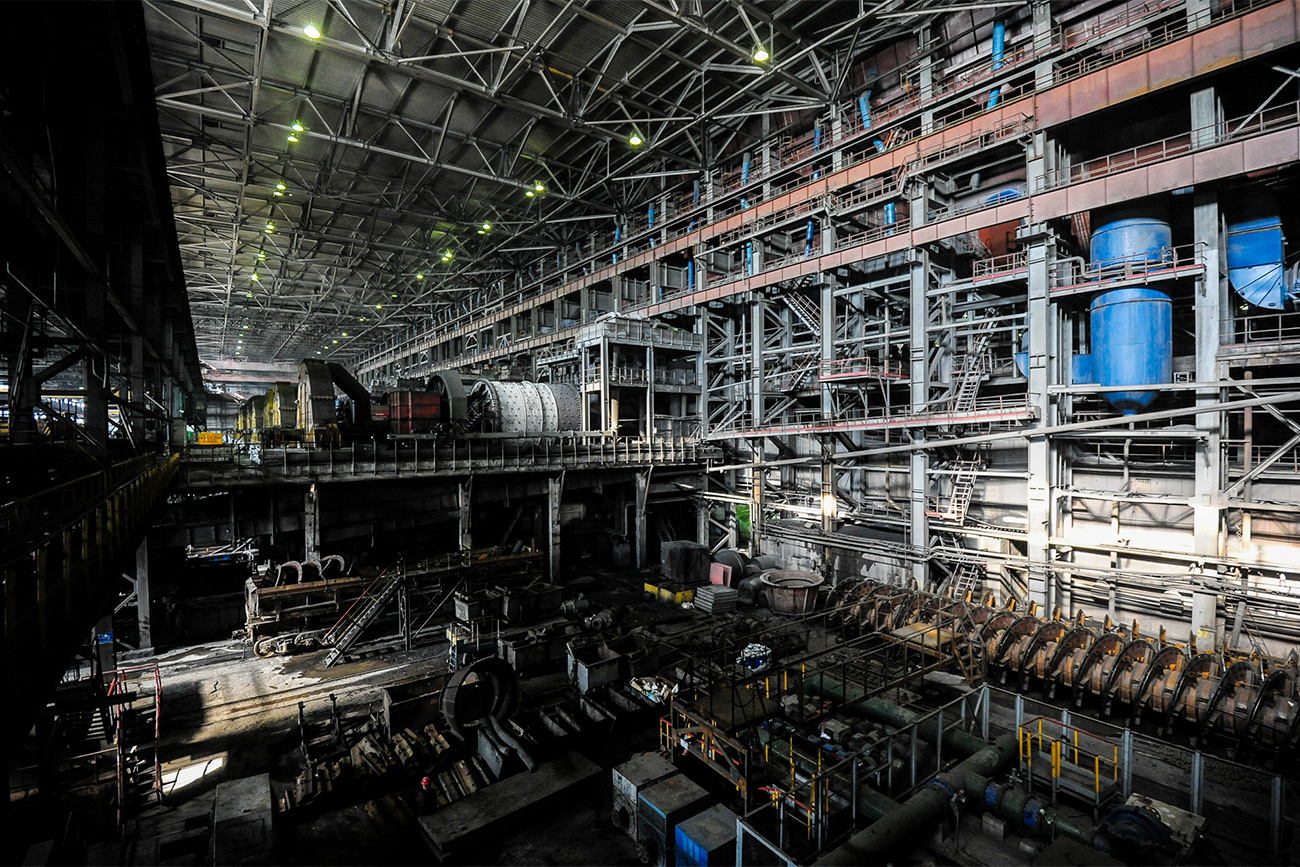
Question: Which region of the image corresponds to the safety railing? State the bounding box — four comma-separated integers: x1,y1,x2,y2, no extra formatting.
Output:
973,250,1029,281
818,356,908,381
107,662,163,825
1019,715,1121,807
1041,100,1300,191
1049,241,1206,293
709,394,1031,438
1222,309,1300,347
178,436,721,486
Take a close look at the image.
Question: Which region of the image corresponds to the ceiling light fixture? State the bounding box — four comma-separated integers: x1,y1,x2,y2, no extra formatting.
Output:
276,182,286,191
256,251,266,260
628,132,643,146
265,222,275,233
250,273,259,281
525,190,535,198
286,133,299,143
534,181,546,192
291,121,305,132
415,273,424,280
304,23,321,39
752,46,769,62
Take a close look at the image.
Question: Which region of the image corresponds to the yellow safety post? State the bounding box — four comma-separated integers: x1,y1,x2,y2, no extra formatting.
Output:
1073,729,1079,766
1094,756,1101,794
1113,745,1119,781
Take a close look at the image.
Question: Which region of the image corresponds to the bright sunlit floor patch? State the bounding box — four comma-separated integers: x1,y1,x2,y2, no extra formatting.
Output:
161,754,226,795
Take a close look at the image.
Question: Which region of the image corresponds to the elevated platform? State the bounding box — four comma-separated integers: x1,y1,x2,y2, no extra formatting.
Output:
178,437,719,489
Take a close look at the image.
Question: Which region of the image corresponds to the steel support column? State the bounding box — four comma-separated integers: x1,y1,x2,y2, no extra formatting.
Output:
135,537,151,652
458,480,473,553
634,469,650,569
304,485,320,561
547,474,563,580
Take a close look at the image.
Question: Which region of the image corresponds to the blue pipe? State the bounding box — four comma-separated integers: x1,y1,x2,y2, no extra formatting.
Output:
988,21,1005,108
648,205,656,248
745,242,753,276
805,220,815,257
858,94,872,130
613,225,620,263
813,126,823,179
687,259,695,290
884,202,896,236
742,152,751,185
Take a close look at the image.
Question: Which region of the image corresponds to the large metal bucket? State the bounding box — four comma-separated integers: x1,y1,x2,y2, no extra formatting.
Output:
760,570,824,615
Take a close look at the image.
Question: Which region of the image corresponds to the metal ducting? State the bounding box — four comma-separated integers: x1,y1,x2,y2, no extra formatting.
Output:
472,380,581,433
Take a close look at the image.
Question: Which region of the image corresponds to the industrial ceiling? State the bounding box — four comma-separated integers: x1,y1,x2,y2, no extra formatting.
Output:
142,0,965,382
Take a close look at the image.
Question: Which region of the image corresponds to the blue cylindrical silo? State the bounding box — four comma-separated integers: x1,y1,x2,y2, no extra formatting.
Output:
1090,288,1171,414
1088,215,1172,414
1089,217,1171,266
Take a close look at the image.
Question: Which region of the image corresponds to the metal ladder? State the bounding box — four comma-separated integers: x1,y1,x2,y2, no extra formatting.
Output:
322,568,408,667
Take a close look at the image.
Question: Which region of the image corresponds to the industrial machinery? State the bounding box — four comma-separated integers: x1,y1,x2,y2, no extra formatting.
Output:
828,578,1300,767
236,362,584,446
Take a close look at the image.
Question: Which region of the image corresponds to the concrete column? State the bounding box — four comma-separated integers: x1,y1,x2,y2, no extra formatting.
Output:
1024,227,1058,610
918,25,935,134
634,470,650,568
304,485,320,561
458,480,473,553
1032,2,1055,89
908,244,929,588
135,537,152,652
646,344,655,441
547,475,563,581
1187,0,1213,30
820,281,835,416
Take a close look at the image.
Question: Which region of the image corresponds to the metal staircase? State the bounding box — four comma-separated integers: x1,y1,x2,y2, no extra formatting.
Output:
927,455,982,524
108,664,162,826
783,292,822,338
655,513,676,544
947,318,996,413
945,562,986,600
322,567,408,667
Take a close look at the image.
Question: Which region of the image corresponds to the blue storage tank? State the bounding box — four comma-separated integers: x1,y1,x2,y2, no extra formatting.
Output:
1089,216,1171,266
1085,216,1173,414
1089,287,1171,414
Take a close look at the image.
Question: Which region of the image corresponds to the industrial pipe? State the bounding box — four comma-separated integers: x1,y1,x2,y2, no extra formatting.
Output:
988,21,1005,108
818,735,1018,864
808,680,993,760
